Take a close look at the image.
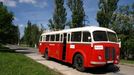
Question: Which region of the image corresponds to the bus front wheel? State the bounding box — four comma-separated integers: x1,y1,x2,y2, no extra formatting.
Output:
73,54,85,72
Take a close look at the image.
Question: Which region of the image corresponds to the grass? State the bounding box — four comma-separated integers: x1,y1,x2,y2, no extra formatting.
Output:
121,59,134,64
0,46,61,75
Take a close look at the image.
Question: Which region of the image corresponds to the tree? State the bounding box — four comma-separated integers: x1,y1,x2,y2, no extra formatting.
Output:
111,3,134,59
0,2,19,44
67,0,85,28
8,25,20,44
40,24,45,33
31,24,41,47
48,19,55,30
23,21,44,47
48,0,67,30
16,25,20,45
23,21,32,46
96,0,119,28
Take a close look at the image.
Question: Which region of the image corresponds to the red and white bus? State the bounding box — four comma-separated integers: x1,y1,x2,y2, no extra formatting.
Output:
38,26,121,71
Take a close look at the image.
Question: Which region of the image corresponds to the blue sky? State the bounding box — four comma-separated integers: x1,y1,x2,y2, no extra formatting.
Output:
0,0,134,37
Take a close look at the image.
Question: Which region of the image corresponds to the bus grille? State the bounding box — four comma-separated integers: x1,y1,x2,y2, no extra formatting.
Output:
105,47,115,60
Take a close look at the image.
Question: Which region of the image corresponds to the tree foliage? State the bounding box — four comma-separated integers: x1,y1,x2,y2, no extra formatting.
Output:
97,0,119,28
48,19,55,30
48,0,67,30
67,0,85,28
24,21,32,46
0,2,19,44
111,3,134,59
23,21,44,47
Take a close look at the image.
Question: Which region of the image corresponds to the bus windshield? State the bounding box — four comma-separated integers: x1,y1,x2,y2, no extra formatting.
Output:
93,31,117,42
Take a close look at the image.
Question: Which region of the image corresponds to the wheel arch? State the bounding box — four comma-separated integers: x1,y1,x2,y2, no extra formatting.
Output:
72,51,87,66
43,47,49,54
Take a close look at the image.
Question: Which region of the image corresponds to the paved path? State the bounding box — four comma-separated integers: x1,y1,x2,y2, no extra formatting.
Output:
7,45,134,75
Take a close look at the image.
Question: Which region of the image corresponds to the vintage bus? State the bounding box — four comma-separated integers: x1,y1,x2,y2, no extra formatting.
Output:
38,26,121,71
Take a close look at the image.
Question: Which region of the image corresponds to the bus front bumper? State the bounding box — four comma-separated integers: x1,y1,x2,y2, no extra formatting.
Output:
90,60,114,65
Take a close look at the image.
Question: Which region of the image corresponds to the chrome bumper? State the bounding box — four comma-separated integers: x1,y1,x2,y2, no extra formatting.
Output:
91,61,114,65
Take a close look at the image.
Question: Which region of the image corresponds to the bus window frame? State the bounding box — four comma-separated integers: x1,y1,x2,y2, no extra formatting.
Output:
67,33,71,43
69,31,91,44
43,31,92,44
71,31,82,42
50,34,55,42
60,34,63,42
45,35,50,42
43,34,61,43
39,35,43,42
42,35,46,42
92,30,118,43
82,31,92,43
55,34,60,42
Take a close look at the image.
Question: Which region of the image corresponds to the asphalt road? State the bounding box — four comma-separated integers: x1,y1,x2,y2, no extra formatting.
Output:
6,45,134,75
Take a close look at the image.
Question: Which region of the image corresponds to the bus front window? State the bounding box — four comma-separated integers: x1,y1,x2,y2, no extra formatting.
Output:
93,31,118,42
93,31,108,41
107,32,117,42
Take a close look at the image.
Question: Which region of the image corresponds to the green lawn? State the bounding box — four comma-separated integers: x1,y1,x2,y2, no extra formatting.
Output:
0,46,61,75
121,59,134,64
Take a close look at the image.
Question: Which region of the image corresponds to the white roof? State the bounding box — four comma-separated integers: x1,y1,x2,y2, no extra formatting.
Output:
42,26,116,35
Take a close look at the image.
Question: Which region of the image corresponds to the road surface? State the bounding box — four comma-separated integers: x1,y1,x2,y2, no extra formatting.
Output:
6,45,134,75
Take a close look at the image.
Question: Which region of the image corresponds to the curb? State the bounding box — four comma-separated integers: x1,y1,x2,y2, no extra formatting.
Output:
120,63,134,67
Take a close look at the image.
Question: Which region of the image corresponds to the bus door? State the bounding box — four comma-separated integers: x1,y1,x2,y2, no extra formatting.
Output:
62,33,67,60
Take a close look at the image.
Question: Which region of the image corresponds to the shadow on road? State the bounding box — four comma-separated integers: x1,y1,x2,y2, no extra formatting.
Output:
12,48,28,50
43,57,120,74
0,47,35,54
0,48,15,53
15,50,35,54
42,57,73,67
85,65,120,74
13,48,36,54
0,46,15,53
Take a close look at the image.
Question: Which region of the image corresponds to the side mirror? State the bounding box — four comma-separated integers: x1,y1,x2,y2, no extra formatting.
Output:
118,39,121,48
118,39,121,42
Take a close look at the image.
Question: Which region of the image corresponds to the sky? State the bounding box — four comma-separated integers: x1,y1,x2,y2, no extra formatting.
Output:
0,0,134,38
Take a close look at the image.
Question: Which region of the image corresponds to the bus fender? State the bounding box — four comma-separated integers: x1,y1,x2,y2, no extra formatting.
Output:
72,50,87,67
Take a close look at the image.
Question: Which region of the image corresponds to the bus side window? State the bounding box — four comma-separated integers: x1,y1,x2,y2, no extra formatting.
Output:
46,35,49,41
50,35,55,41
71,31,81,42
56,34,60,41
83,31,91,42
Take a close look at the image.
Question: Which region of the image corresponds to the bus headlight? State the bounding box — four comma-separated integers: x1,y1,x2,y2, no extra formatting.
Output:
40,43,42,45
98,56,102,60
94,45,103,50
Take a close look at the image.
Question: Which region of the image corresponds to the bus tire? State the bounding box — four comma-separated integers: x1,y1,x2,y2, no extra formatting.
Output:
73,54,85,72
106,64,119,72
44,48,49,60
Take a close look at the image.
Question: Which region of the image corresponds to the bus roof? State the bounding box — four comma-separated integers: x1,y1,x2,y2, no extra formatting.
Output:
41,26,116,35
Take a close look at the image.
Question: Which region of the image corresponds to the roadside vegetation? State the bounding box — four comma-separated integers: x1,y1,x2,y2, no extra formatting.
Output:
0,46,61,75
121,59,134,65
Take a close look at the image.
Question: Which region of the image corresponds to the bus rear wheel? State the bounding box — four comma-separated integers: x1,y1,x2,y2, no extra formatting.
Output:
73,54,85,72
44,48,49,60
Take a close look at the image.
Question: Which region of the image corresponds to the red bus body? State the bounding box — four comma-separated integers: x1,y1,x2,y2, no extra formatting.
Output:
38,26,121,68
